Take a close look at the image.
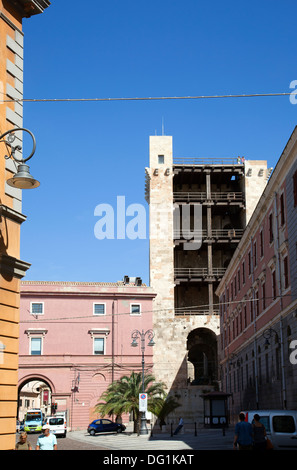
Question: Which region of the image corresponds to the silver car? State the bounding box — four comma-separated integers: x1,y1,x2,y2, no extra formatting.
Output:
243,410,297,450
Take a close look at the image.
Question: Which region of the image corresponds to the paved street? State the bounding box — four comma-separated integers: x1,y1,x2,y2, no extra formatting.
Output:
16,427,234,451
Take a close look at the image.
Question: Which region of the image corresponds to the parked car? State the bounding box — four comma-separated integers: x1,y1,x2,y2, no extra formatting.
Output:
87,419,126,436
44,415,67,438
243,410,297,450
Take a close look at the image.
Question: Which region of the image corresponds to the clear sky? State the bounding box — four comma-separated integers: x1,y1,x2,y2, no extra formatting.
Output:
19,0,297,285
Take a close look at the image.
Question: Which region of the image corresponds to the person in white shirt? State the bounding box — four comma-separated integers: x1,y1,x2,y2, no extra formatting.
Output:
173,417,184,435
36,424,57,450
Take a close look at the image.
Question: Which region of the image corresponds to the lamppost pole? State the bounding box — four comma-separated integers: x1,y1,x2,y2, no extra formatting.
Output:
131,329,155,435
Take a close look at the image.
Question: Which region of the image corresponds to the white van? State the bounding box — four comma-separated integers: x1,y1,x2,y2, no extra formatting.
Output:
45,415,67,438
243,410,297,450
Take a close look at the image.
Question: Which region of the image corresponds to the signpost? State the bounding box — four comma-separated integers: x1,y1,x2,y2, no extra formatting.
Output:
139,393,147,412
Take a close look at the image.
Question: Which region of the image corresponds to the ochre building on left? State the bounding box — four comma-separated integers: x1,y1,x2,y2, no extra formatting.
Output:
0,0,50,450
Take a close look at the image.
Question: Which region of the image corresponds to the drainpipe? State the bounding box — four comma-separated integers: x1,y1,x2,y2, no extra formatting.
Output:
274,192,287,409
250,237,259,409
112,300,115,384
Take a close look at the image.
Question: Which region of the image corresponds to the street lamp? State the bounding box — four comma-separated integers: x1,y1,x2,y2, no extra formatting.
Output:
0,127,40,189
263,328,279,346
131,329,155,435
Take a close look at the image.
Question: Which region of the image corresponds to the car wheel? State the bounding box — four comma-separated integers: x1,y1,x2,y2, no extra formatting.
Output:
116,428,122,433
89,429,96,436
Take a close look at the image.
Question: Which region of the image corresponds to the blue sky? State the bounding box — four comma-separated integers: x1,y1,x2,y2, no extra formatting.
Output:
20,0,297,284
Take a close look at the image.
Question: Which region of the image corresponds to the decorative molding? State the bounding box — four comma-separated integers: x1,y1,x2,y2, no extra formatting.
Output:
0,254,31,279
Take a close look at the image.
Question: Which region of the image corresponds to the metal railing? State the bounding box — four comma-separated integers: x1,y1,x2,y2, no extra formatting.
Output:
174,267,226,277
173,191,245,203
174,309,220,316
173,157,244,166
173,228,244,239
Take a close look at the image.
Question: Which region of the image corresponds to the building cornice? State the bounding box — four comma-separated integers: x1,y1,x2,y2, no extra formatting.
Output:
0,204,27,224
0,254,31,279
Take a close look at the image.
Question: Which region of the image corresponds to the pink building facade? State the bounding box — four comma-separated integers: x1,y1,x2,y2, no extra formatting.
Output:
216,127,297,419
18,279,156,430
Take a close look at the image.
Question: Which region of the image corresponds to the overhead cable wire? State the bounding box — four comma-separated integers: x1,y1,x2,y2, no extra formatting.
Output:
1,91,297,104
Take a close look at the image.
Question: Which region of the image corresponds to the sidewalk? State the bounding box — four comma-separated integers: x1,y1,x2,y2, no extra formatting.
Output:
66,426,234,451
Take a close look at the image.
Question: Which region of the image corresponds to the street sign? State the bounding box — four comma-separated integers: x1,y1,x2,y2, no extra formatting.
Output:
139,393,147,412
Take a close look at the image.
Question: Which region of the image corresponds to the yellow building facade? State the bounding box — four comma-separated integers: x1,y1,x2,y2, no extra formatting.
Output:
0,0,50,450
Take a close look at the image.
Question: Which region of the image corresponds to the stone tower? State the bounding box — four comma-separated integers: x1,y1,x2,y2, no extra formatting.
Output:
145,135,270,422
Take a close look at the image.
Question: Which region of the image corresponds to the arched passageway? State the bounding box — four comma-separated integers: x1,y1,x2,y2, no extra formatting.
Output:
187,328,218,385
18,376,54,421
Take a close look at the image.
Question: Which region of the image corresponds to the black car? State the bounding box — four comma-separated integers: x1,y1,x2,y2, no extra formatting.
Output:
87,419,126,436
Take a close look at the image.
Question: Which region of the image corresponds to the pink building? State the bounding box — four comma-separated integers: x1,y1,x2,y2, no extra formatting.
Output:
216,127,297,419
18,278,156,430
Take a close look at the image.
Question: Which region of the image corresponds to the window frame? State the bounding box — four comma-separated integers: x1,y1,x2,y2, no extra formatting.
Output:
30,302,44,316
30,336,43,356
93,303,106,316
130,303,141,315
93,337,105,355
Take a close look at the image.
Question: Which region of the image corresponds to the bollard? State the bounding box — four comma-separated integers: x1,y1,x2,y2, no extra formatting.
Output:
195,422,197,436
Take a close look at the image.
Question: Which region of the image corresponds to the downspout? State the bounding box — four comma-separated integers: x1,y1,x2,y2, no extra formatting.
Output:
274,192,287,409
250,237,259,409
112,300,115,384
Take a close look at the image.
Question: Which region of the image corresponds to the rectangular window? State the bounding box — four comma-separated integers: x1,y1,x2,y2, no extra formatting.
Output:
248,252,251,275
242,261,245,284
94,338,105,355
158,155,165,165
237,269,241,292
130,304,141,315
255,291,259,316
283,256,289,289
30,337,42,355
273,416,296,433
260,230,264,258
269,213,274,243
93,303,106,315
253,241,257,267
272,270,277,300
31,302,44,315
280,193,285,226
293,170,297,207
262,282,266,310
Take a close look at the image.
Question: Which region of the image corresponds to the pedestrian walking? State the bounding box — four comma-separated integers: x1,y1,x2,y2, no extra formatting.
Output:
252,414,267,450
173,417,184,435
233,412,253,450
36,424,57,450
15,432,32,450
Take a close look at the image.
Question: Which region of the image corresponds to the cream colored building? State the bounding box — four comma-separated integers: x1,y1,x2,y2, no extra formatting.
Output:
145,135,270,423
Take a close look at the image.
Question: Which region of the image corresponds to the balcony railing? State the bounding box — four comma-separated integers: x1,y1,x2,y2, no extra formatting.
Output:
173,157,244,166
174,309,220,316
173,228,244,240
173,191,245,204
174,267,226,278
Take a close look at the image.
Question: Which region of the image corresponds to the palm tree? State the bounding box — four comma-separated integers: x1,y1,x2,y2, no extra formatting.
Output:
95,371,167,433
153,394,181,429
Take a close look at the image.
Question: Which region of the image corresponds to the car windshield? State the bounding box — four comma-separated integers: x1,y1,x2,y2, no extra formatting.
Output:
26,414,41,422
49,418,64,425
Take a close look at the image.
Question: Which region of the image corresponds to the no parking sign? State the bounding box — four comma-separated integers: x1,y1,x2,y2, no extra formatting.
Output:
139,393,147,412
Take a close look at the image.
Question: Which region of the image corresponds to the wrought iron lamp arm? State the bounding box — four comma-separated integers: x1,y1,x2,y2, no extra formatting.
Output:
0,127,36,163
